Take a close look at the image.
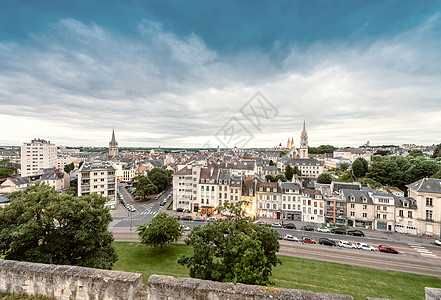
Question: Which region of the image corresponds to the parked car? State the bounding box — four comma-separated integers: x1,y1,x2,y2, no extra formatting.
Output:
208,217,217,223
338,240,356,249
283,223,297,229
271,222,282,228
355,243,376,251
301,226,315,231
319,238,336,246
317,227,330,233
127,205,136,212
348,230,365,237
159,201,165,206
174,215,181,220
181,225,190,231
181,216,193,221
134,196,141,200
255,221,265,226
193,216,205,222
284,234,300,242
331,228,346,235
176,207,184,212
378,245,398,254
435,240,441,247
301,236,316,244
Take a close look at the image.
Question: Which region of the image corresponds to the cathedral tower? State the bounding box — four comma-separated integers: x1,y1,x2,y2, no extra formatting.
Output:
109,129,118,157
300,121,308,159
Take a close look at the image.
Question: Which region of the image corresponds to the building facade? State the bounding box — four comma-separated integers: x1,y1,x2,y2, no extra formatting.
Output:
21,139,57,177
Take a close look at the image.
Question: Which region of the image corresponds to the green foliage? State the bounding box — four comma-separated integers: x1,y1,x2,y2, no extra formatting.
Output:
279,151,287,157
178,201,281,286
360,178,383,189
409,149,423,157
63,162,74,173
269,160,275,166
137,212,183,252
317,172,332,184
337,172,353,182
148,168,170,192
274,174,287,182
0,159,18,178
373,150,391,156
285,165,294,181
339,162,350,171
352,157,368,178
293,166,302,177
432,144,441,159
432,170,441,179
133,175,158,200
0,184,117,269
265,175,276,182
308,145,337,154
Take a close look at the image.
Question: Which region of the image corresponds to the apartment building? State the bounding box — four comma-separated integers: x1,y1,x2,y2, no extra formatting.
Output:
21,139,57,177
256,181,281,219
301,188,325,223
342,189,374,228
173,165,201,212
280,182,302,221
372,192,395,231
394,196,418,235
78,160,117,209
407,178,441,237
278,158,324,178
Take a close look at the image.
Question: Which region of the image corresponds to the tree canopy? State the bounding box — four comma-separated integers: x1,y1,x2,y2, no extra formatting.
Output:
274,173,287,182
409,149,424,158
285,165,294,181
352,157,368,178
317,172,332,184
177,201,281,286
265,175,276,182
64,162,75,173
0,158,18,178
0,184,117,269
133,175,158,200
148,168,170,192
432,144,441,159
137,212,183,252
308,145,337,154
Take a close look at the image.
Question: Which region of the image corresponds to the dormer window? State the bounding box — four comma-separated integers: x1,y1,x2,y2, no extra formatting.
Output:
362,197,367,203
201,179,205,183
350,196,355,202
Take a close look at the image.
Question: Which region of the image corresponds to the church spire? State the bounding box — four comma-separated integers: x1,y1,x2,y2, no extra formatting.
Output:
110,128,117,146
109,129,118,157
300,121,308,158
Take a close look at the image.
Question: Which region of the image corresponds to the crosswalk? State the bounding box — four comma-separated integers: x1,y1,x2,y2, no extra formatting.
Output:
409,243,438,259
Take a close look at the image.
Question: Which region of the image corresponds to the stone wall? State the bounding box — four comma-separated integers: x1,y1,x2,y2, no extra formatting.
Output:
0,258,416,300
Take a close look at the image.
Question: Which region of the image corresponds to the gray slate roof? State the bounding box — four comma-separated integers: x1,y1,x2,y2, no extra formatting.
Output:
407,178,441,193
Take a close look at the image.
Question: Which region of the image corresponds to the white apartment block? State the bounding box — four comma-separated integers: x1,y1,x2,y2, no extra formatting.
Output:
372,192,395,231
78,160,117,209
278,158,324,178
21,139,57,177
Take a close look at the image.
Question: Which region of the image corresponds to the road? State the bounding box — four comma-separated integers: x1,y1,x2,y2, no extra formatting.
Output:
109,184,172,229
110,220,441,278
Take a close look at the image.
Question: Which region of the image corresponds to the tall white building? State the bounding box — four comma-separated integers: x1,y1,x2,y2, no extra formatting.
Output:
78,160,117,209
21,139,57,177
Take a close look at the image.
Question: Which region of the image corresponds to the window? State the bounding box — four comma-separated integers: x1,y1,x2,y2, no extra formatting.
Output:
426,198,433,206
376,213,380,219
273,204,277,209
350,212,355,217
259,203,262,209
376,205,380,210
350,204,355,209
362,205,367,210
266,203,270,209
288,204,291,209
201,186,204,191
283,196,286,201
408,211,412,218
219,193,222,198
399,210,404,217
426,210,433,221
383,206,387,211
212,186,215,191
314,209,317,215
201,199,204,204
283,204,286,209
362,213,367,218
383,214,387,220
235,196,238,201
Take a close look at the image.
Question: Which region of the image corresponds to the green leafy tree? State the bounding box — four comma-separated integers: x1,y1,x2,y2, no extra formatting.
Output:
317,172,332,184
352,157,368,177
339,162,350,171
373,150,391,156
0,184,117,269
405,159,440,183
279,151,287,157
285,165,294,181
0,158,18,178
274,174,287,182
337,172,353,182
432,144,441,159
293,166,302,177
409,149,424,157
269,160,275,166
308,145,337,154
133,175,158,200
432,170,441,179
64,162,74,173
265,175,276,182
166,169,174,184
148,168,170,192
178,201,281,286
137,212,183,252
360,178,383,189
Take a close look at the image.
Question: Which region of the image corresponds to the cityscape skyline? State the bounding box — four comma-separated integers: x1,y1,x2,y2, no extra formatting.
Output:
1,1,441,147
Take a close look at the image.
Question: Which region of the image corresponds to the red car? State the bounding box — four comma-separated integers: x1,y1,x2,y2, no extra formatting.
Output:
378,245,398,254
134,196,141,200
302,236,316,244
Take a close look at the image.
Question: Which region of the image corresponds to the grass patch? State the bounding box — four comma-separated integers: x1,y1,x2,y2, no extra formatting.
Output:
113,242,441,300
0,292,54,300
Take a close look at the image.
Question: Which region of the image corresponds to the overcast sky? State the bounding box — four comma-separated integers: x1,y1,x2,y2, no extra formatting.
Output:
1,1,440,148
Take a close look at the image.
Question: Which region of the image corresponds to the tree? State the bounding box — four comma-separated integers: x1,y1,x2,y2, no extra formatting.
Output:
317,172,332,184
409,149,424,158
137,212,183,252
339,162,350,171
279,151,287,157
177,201,281,286
352,157,368,177
64,162,74,173
148,168,170,192
405,159,440,184
265,175,276,182
308,145,337,154
374,150,391,156
432,144,441,159
432,170,441,179
0,183,117,269
0,158,18,178
269,160,275,166
293,166,302,177
285,165,294,181
337,172,353,182
274,174,287,182
133,175,158,200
